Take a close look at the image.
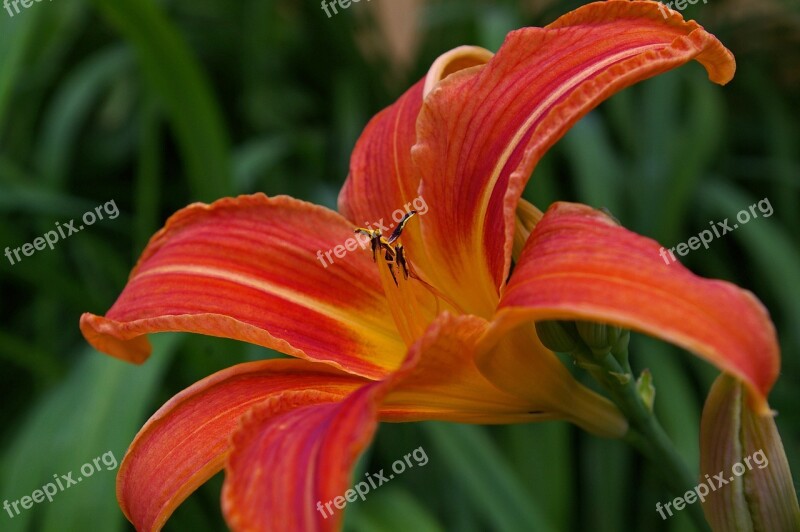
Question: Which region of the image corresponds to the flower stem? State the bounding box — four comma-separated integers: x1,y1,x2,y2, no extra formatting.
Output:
575,344,710,531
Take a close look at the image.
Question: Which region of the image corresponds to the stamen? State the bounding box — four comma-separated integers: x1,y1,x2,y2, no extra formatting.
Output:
354,213,466,315
396,245,409,280
354,228,384,262
354,212,471,345
387,211,417,244
354,212,417,287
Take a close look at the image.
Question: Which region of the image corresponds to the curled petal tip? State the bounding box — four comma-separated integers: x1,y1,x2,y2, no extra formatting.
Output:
80,312,151,364
423,45,494,98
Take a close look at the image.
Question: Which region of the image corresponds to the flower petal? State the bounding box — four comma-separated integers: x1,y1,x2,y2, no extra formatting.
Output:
382,313,548,424
219,310,622,531
117,359,368,532
222,379,394,532
219,312,537,531
80,193,406,379
337,46,492,280
413,1,736,316
475,321,627,437
486,202,779,411
338,45,493,227
379,312,615,427
337,78,424,231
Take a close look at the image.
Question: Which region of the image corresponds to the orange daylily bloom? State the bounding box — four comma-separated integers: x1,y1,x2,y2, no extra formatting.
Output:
80,2,780,531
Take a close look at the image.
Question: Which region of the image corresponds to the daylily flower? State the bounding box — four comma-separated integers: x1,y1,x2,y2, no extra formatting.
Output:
80,2,782,531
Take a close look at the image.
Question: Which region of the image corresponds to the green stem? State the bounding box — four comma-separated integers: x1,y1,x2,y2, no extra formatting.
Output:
576,345,710,531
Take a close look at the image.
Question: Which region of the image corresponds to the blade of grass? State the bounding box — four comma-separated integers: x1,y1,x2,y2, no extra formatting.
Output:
580,434,631,531
0,7,41,133
661,72,723,243
134,94,162,252
503,423,573,531
423,423,555,532
0,334,179,532
36,46,133,189
89,0,233,201
561,112,624,216
344,487,444,532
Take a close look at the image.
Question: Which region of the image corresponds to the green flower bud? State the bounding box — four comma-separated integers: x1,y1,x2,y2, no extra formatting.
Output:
576,320,623,357
611,329,630,367
700,374,800,531
535,320,580,353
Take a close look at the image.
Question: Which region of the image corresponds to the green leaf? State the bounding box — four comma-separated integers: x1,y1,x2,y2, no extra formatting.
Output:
503,423,573,531
634,336,701,472
345,487,444,532
0,334,180,532
562,112,624,216
423,423,555,532
0,5,41,132
89,0,233,201
36,46,134,189
660,72,723,243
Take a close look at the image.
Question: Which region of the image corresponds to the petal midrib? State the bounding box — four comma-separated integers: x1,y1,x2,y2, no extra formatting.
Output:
138,264,402,343
472,42,661,256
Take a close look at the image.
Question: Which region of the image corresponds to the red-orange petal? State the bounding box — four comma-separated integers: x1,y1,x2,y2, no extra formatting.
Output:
382,313,547,424
220,310,616,531
80,193,406,379
485,203,779,412
337,46,492,281
222,380,394,532
219,313,536,532
117,359,368,532
474,322,627,438
337,79,424,230
413,1,736,317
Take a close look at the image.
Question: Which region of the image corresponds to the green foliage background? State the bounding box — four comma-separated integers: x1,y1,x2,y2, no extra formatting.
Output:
1,1,798,531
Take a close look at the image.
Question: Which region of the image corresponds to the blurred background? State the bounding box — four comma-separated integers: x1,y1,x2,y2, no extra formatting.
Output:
1,0,798,530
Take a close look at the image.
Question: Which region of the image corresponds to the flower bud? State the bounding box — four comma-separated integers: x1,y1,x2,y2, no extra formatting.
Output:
700,374,800,531
535,320,580,353
575,321,623,357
